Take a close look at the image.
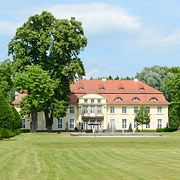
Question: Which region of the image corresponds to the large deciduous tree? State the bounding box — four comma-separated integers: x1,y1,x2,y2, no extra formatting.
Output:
134,105,150,131
13,65,54,132
165,71,180,129
8,11,87,131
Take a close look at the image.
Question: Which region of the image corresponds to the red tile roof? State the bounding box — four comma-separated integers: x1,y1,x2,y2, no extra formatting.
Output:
12,80,169,105
69,80,169,105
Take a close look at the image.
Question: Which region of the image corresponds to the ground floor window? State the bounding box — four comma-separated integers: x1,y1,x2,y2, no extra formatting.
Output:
97,120,102,130
69,118,75,130
90,120,95,130
83,120,88,130
146,123,150,129
57,118,63,130
45,119,47,129
22,118,26,129
122,119,127,129
134,120,138,129
157,119,162,128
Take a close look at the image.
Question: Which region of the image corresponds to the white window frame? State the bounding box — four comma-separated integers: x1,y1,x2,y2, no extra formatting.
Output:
57,118,63,130
69,118,75,130
122,119,127,129
90,106,95,113
157,119,162,128
83,120,88,130
97,106,102,114
146,107,150,114
122,106,127,114
134,107,139,114
157,107,162,114
110,106,115,113
134,120,138,129
22,118,26,129
91,99,94,104
146,123,150,129
98,99,101,104
84,99,88,103
90,120,95,130
70,106,74,114
83,106,88,113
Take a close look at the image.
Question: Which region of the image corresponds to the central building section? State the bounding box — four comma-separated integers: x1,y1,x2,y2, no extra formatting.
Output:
78,94,107,130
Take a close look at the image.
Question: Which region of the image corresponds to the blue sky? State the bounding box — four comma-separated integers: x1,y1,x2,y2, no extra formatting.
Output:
0,0,180,78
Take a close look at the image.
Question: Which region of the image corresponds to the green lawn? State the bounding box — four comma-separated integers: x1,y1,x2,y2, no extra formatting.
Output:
0,132,180,180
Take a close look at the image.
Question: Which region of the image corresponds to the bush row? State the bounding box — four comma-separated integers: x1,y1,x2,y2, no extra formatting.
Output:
0,128,21,139
156,127,177,132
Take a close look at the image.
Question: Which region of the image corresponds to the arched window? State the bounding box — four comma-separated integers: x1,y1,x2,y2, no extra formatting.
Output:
139,88,145,91
119,88,124,90
99,87,105,90
114,97,122,101
150,97,158,101
79,87,84,90
132,97,140,101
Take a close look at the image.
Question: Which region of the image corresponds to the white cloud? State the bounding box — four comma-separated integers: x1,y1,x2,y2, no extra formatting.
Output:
84,69,99,79
47,3,142,34
0,21,21,35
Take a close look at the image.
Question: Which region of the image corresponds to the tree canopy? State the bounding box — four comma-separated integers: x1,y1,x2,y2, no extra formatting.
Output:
9,11,87,131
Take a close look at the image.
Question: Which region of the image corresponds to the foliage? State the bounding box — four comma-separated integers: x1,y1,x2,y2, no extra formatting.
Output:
13,64,54,132
21,129,31,133
165,72,180,129
11,105,22,129
0,59,14,99
0,93,15,129
9,11,87,131
136,66,173,102
156,128,177,132
134,105,150,131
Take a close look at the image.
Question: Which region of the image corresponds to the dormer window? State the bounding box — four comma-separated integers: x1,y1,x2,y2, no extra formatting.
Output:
132,97,140,101
114,97,122,101
79,87,84,90
119,88,124,91
150,97,158,101
100,87,105,90
139,88,145,91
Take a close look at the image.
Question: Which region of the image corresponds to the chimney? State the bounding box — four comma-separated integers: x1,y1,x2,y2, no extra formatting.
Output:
134,79,138,82
102,78,106,82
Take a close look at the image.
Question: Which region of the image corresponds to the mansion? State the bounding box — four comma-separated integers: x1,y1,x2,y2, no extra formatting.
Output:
13,79,169,131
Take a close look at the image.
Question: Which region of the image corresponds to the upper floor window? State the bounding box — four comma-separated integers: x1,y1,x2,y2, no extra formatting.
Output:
70,106,74,114
119,88,124,91
146,107,150,114
97,106,102,114
150,97,158,101
100,87,105,90
90,106,95,113
139,88,145,91
122,106,127,113
132,97,140,101
79,87,84,90
84,99,88,103
157,107,162,113
83,106,88,113
114,97,122,101
134,107,139,114
98,99,101,104
91,99,94,104
110,106,115,113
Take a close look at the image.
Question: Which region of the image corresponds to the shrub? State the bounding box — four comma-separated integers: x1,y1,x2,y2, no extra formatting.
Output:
0,128,14,139
21,129,31,133
0,94,15,129
156,128,177,132
11,106,22,129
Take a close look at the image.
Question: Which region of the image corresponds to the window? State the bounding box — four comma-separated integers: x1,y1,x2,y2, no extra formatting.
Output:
157,107,162,113
57,118,63,130
97,106,102,114
132,97,140,101
98,99,101,104
150,97,158,101
134,120,138,129
45,119,47,129
114,97,122,101
146,123,150,129
91,99,94,104
83,120,88,130
83,106,88,113
122,119,127,129
79,87,84,90
146,107,150,113
22,118,26,129
122,106,127,113
70,106,74,114
100,87,105,90
157,119,162,128
69,118,75,130
119,88,124,91
90,120,95,130
110,106,115,113
139,88,145,91
134,107,138,114
97,120,102,130
90,106,95,113
84,99,88,103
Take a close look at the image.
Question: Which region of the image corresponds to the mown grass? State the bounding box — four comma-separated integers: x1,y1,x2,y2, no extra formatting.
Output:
0,132,180,180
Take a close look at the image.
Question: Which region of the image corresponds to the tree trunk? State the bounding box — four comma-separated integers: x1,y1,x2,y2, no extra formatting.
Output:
45,108,53,132
31,106,37,133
